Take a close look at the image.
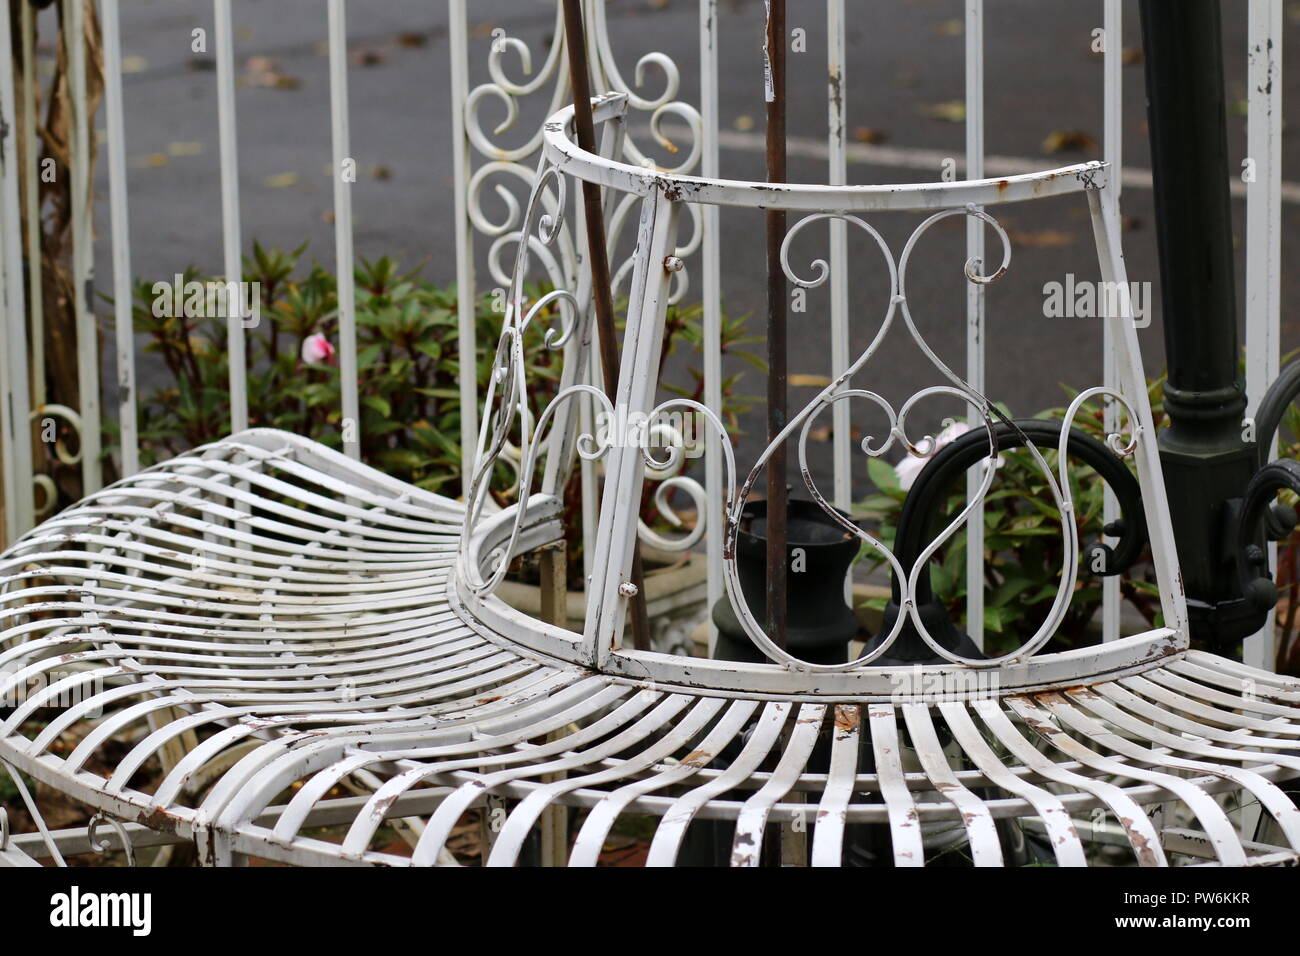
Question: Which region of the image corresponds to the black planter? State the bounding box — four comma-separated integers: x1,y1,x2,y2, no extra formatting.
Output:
710,498,861,665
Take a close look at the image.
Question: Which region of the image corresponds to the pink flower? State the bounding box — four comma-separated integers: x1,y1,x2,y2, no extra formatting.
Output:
894,421,972,491
301,332,336,365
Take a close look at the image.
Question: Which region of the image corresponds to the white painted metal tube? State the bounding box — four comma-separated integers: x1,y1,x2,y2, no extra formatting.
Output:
1100,0,1122,643
964,0,985,650
1245,0,1282,672
827,0,850,517
0,0,35,539
449,0,477,479
328,0,361,460
66,0,100,494
213,0,246,434
20,1,42,411
100,0,138,477
544,99,1107,212
701,0,722,654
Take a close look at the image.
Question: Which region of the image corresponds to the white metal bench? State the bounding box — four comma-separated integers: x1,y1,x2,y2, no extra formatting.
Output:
3,94,1300,868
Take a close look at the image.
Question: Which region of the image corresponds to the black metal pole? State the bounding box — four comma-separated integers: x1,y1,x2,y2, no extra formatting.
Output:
560,0,652,651
1139,0,1267,645
765,0,788,650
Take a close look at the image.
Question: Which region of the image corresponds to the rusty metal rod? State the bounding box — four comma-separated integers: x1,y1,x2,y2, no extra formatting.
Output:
764,0,788,650
560,0,652,651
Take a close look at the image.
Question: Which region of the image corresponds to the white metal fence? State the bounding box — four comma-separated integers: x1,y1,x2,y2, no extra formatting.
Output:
0,0,1287,671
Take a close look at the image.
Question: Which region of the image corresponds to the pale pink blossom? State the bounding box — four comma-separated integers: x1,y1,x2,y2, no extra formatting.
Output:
894,421,972,491
301,332,336,365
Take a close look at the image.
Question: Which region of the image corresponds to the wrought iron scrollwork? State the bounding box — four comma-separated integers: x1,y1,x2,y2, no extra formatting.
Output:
877,418,1149,663
87,811,136,868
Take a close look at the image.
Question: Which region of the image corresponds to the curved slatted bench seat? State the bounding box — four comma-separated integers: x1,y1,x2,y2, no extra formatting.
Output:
1,431,1299,866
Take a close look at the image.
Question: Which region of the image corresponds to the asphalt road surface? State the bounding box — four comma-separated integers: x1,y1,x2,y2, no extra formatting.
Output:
88,0,1300,499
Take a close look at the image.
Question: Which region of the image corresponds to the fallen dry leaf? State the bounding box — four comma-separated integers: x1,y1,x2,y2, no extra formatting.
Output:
351,48,386,67
242,55,301,89
733,114,755,132
1041,129,1097,153
789,374,832,388
852,126,888,144
1009,229,1074,248
922,100,966,123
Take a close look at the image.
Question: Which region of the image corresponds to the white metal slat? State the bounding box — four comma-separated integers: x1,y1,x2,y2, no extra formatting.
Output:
1093,679,1300,756
486,694,724,865
1063,687,1300,852
936,700,1086,866
901,700,1003,866
809,703,858,866
409,688,667,864
323,681,630,852
645,700,791,866
730,702,825,866
970,696,1166,865
567,697,759,866
866,703,924,866
1008,695,1247,865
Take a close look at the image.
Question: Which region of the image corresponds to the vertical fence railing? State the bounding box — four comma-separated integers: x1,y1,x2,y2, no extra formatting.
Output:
821,0,852,660
66,0,100,496
1101,0,1123,642
1245,0,1283,671
448,0,477,479
964,0,985,650
827,0,851,536
700,0,722,652
213,0,246,437
0,0,34,542
101,0,137,478
327,0,360,460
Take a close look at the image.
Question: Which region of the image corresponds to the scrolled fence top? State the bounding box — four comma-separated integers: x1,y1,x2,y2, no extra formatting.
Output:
543,92,1108,212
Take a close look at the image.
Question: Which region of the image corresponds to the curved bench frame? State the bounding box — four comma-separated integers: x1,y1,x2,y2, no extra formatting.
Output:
455,92,1188,698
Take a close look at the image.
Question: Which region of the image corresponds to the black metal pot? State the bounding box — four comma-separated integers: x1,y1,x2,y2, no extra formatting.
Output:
710,498,861,665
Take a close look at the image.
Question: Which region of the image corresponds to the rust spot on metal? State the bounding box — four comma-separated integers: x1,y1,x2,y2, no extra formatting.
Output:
139,806,178,835
1121,817,1160,865
834,705,860,737
679,749,713,768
